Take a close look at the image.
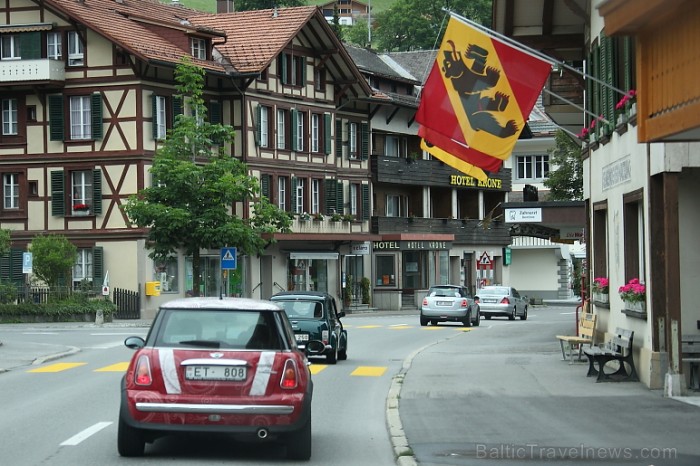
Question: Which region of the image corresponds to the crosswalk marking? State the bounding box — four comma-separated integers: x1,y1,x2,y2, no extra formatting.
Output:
94,362,130,372
28,362,87,373
351,366,387,377
308,365,327,375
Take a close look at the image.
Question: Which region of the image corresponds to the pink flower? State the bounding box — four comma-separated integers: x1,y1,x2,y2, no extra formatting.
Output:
619,278,646,304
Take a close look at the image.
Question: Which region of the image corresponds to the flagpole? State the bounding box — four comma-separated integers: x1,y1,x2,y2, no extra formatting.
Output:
442,8,633,99
541,88,610,126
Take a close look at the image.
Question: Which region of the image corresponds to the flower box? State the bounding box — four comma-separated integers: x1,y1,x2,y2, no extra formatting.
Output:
624,301,646,312
593,292,609,304
73,210,90,217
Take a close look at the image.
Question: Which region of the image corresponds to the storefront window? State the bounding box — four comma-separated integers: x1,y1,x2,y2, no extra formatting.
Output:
376,254,396,286
439,251,449,285
154,257,179,293
185,255,220,297
288,258,328,292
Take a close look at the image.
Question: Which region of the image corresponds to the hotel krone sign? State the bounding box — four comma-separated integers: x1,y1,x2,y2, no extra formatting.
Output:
449,174,502,189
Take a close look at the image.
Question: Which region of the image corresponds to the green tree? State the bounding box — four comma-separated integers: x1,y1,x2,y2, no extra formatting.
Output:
544,130,584,201
344,18,370,48
30,234,77,289
374,0,492,52
330,6,343,41
233,0,306,11
0,229,10,258
124,57,291,297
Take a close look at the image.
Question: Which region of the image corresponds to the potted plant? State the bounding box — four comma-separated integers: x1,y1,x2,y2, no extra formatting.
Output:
73,203,90,216
342,214,353,223
330,213,342,222
312,212,325,221
619,278,646,312
360,277,371,305
592,277,609,303
297,212,311,222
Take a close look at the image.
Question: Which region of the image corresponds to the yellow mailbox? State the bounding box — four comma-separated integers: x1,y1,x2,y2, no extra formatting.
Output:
145,281,161,296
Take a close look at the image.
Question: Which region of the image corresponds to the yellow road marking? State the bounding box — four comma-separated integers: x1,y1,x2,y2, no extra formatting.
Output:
356,325,381,329
389,325,412,330
421,326,446,330
309,365,327,375
94,362,130,372
28,362,87,373
351,366,387,377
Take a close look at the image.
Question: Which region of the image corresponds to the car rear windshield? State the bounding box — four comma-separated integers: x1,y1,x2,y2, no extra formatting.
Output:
428,287,467,298
478,287,509,295
155,309,283,350
273,299,324,319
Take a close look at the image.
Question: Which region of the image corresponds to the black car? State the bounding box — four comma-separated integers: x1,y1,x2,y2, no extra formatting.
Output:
271,291,348,364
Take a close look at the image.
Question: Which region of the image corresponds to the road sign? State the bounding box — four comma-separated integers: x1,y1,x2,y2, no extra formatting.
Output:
22,252,32,274
477,251,492,270
221,247,237,270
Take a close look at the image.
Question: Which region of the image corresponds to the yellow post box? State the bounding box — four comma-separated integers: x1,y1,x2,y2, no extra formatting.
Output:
145,281,161,296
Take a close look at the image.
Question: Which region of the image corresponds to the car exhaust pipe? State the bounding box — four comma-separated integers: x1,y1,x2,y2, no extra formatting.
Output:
257,428,269,439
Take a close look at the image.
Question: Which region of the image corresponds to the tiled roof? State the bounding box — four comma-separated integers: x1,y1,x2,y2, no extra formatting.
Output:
189,6,320,74
45,0,227,72
344,45,414,83
385,50,437,84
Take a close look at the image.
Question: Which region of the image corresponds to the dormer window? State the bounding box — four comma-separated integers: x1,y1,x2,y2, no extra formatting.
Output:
190,37,206,60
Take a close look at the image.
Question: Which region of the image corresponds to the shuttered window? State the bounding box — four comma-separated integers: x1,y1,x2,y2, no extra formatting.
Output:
0,249,24,285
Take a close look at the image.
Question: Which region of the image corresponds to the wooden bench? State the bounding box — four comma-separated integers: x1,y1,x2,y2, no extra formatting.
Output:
583,327,639,382
556,312,597,363
682,335,700,390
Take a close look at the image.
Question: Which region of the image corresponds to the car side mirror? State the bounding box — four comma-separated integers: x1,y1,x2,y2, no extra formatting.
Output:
337,311,346,318
124,336,145,349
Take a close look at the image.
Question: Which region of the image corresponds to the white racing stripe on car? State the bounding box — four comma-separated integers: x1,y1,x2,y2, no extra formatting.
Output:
158,349,182,394
249,351,275,396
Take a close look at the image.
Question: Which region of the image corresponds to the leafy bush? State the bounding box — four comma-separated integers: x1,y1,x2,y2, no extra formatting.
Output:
0,298,116,323
0,283,17,304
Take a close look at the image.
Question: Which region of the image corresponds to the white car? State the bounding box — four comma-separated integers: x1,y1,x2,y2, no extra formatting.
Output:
420,285,480,327
476,286,528,320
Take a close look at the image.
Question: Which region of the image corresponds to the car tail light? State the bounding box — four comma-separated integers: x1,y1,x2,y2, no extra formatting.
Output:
460,299,468,308
134,355,152,386
321,330,329,345
500,297,510,304
280,359,298,389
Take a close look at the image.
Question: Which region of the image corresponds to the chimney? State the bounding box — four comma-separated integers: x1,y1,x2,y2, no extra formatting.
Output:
217,0,234,13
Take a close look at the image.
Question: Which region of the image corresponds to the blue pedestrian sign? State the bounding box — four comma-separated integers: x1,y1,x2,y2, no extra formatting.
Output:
221,247,237,270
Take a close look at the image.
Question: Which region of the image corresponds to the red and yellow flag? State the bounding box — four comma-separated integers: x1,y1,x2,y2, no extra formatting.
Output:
417,16,551,172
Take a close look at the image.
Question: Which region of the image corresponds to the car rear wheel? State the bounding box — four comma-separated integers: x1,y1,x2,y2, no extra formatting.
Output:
508,308,516,320
338,336,348,360
117,409,145,457
286,416,312,460
326,343,338,364
462,311,472,327
420,315,428,326
473,310,481,327
520,307,528,320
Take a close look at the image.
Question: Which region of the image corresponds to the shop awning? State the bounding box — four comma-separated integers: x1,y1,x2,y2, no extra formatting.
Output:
289,252,339,260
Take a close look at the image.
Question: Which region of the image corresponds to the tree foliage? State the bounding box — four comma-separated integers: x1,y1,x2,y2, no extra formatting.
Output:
30,234,77,289
543,130,583,201
344,18,370,48
123,57,291,296
0,229,10,258
233,0,305,11
373,0,492,52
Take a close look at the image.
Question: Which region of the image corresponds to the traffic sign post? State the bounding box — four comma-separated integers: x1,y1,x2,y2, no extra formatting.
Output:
220,247,237,298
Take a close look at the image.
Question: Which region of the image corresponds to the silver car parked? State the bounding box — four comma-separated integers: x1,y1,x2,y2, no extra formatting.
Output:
476,285,528,320
420,285,480,327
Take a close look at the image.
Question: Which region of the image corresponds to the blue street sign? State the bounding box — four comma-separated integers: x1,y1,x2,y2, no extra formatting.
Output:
221,247,237,270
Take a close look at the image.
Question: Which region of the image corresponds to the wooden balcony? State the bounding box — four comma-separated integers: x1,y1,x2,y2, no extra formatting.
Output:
371,216,511,246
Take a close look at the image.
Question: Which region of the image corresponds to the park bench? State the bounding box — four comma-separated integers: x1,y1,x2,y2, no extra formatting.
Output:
583,327,638,382
556,312,597,363
682,335,700,390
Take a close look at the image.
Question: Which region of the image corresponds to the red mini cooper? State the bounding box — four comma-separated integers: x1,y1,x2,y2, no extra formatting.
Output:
118,297,313,460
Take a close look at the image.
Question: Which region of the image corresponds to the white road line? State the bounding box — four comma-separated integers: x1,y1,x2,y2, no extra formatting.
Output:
60,422,112,446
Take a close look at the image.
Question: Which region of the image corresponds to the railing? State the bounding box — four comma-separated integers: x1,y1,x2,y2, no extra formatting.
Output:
113,287,140,319
371,216,511,245
0,58,65,83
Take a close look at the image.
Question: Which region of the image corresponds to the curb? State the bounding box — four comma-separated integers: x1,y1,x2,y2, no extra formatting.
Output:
386,328,467,466
32,346,81,365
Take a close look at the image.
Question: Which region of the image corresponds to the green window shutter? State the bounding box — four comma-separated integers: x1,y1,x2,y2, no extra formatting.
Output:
49,95,64,141
335,118,342,157
361,184,370,220
324,113,332,155
324,179,336,215
300,56,306,84
20,31,41,59
280,54,287,84
92,169,102,215
593,43,601,135
360,122,369,160
172,95,183,128
254,104,262,147
92,247,104,286
260,174,271,199
51,170,65,216
336,180,344,214
291,109,298,151
209,101,221,124
151,94,158,139
291,177,298,212
623,37,632,92
91,93,103,139
1,249,24,284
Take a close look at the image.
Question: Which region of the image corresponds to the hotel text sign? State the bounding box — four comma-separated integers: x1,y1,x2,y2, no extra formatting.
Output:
373,241,450,250
449,175,502,190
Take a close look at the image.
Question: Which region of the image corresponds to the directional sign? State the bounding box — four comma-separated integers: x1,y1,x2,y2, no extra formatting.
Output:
221,247,237,270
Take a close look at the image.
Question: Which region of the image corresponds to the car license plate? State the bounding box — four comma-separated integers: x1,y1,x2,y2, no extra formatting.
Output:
185,366,247,381
437,301,452,306
296,333,309,342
